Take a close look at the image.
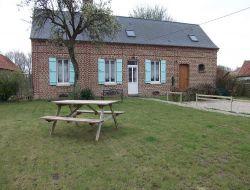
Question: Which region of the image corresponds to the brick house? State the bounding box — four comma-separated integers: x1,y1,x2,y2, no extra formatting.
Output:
31,16,218,99
237,60,250,96
0,54,18,71
238,60,250,81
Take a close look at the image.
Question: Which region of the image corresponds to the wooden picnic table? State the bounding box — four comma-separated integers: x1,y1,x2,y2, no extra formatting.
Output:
41,100,124,141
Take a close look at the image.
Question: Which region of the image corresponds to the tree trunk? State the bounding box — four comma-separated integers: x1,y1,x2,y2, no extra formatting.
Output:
67,44,79,87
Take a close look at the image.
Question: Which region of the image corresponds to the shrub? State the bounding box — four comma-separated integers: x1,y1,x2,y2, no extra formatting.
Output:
183,87,197,101
183,83,216,101
215,65,247,97
0,71,22,101
215,88,230,96
14,74,33,100
171,94,180,102
80,88,94,100
232,81,246,96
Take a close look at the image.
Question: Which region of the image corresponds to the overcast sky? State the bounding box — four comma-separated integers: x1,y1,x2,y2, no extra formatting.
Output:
0,0,249,70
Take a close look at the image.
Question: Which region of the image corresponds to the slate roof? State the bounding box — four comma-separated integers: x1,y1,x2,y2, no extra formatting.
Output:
238,60,250,77
0,54,18,71
30,15,218,49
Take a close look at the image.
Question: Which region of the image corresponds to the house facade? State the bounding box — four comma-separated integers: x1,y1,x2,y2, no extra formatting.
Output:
31,16,218,99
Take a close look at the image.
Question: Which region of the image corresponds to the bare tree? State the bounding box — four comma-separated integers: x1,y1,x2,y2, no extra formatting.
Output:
21,0,120,85
130,5,174,21
27,53,32,76
5,51,31,75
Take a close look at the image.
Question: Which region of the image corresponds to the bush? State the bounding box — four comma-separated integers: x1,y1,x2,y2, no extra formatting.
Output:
183,83,216,101
80,88,94,100
0,71,22,101
183,87,196,101
215,65,247,97
171,94,180,102
215,88,230,96
232,81,246,96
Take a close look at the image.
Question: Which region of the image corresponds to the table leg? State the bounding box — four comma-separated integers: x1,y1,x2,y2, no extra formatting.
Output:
69,105,81,127
68,105,81,117
109,104,118,128
95,106,104,141
50,105,61,135
87,105,98,115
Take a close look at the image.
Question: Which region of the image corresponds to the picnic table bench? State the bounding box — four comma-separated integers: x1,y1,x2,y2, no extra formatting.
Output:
40,100,124,141
41,116,104,125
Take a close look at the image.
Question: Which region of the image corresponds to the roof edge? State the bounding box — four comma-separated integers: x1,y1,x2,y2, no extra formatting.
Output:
30,38,219,50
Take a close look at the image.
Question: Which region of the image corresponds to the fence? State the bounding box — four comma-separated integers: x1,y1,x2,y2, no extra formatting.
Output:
166,91,183,102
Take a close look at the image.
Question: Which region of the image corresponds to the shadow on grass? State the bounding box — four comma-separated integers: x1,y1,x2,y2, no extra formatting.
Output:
40,122,141,143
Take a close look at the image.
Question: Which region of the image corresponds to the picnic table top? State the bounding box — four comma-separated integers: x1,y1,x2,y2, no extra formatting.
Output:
53,100,119,106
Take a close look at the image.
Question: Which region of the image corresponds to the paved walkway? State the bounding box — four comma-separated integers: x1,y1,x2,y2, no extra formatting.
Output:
142,98,250,117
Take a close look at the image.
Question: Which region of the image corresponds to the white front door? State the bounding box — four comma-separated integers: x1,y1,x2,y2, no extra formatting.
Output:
128,65,138,95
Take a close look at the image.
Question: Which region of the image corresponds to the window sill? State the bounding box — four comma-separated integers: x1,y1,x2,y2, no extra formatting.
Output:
57,83,71,87
150,82,161,84
104,82,117,86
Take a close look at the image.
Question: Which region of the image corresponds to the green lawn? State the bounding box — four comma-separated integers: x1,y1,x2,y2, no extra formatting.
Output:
0,98,249,189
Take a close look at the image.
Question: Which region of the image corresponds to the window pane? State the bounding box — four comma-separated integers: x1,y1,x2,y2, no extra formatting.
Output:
156,62,159,81
198,64,205,72
129,68,132,82
58,60,62,83
128,60,137,65
151,62,154,81
133,67,137,82
126,30,136,37
105,61,109,82
111,61,115,82
64,60,69,82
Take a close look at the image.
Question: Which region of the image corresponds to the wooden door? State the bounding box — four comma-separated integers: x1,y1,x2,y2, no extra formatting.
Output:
179,64,189,91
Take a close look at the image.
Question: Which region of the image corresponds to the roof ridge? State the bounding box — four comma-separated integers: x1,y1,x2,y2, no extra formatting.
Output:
33,8,199,26
115,15,200,26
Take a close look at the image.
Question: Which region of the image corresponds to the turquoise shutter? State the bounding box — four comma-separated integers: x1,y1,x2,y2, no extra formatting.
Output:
116,59,123,84
98,58,105,84
69,61,75,85
49,57,57,85
145,59,151,83
160,60,167,83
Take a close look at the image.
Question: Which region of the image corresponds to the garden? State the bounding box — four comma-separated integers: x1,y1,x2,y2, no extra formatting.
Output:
0,98,249,189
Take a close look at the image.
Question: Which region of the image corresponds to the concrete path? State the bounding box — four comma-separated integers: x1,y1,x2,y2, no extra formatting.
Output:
141,98,250,117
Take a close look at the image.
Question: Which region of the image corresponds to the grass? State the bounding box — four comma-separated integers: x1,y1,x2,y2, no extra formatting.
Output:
0,98,249,189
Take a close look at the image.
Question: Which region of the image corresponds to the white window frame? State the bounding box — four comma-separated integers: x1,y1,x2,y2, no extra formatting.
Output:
105,59,116,85
151,61,161,84
57,59,70,86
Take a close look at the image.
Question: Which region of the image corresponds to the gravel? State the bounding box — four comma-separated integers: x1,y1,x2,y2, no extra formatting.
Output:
143,98,250,117
185,100,250,114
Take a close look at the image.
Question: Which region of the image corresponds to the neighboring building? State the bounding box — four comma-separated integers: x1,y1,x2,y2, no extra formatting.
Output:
230,67,241,77
238,60,250,96
238,60,250,81
30,16,218,99
0,54,18,71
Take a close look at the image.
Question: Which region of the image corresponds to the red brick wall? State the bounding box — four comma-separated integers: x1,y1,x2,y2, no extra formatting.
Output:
32,40,217,99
